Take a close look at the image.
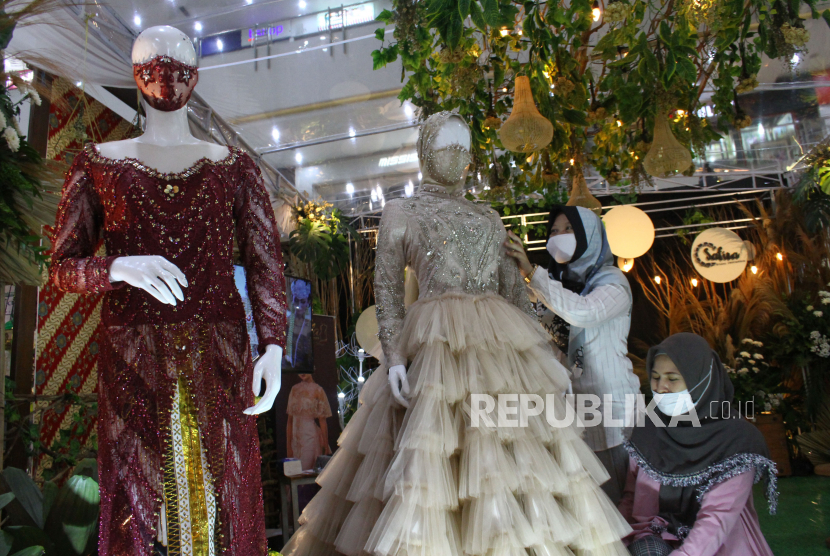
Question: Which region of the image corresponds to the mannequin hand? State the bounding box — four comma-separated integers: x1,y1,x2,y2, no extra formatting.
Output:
388,364,410,408
244,345,283,415
109,256,187,305
503,231,534,278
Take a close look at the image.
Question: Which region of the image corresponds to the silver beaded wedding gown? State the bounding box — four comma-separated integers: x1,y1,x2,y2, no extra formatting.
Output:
282,113,630,556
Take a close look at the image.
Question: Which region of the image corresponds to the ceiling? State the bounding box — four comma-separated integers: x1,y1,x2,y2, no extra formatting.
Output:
10,0,830,212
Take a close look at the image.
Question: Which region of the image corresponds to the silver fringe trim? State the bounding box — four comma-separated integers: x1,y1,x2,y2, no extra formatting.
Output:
624,441,779,515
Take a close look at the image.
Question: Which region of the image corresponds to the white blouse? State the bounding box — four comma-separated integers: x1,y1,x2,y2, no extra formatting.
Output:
528,269,641,451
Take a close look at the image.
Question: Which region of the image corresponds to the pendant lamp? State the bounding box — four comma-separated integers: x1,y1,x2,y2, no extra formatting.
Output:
565,165,602,215
643,112,693,177
498,76,553,153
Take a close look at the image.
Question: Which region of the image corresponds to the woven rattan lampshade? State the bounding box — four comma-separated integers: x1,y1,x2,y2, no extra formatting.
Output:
643,112,693,177
498,76,553,153
565,167,602,215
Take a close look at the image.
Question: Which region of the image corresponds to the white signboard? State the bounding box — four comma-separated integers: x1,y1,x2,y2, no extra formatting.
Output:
691,228,749,283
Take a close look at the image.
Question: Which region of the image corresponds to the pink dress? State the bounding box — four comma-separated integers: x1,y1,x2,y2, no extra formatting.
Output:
619,456,774,556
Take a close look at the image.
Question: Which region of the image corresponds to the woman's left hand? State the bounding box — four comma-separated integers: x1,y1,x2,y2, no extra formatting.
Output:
503,231,535,278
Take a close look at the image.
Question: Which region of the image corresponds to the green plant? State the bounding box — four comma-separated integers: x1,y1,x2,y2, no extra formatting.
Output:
4,378,98,483
371,0,819,199
0,462,99,556
0,5,62,285
768,292,830,419
289,200,357,282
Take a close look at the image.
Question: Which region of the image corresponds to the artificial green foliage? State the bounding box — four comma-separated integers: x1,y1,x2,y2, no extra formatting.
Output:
0,463,99,556
288,200,358,282
4,379,98,483
372,0,817,200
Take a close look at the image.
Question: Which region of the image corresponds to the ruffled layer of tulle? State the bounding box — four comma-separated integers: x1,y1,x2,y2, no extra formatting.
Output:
282,292,631,556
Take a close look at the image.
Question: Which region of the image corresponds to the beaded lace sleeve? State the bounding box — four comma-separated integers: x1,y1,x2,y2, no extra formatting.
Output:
234,153,288,351
50,150,122,294
497,221,534,316
374,200,409,368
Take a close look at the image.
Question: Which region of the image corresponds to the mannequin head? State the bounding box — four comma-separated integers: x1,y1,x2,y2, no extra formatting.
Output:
132,26,198,112
291,279,312,319
417,112,472,193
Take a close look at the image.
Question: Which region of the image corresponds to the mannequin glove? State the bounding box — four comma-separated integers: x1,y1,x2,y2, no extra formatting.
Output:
109,255,187,305
388,364,410,408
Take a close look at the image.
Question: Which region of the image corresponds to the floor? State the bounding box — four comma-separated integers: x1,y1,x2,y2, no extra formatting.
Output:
756,476,829,555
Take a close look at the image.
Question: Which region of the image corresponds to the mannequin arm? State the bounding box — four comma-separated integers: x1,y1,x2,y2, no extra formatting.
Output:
50,152,122,294
318,417,331,455
497,226,534,316
234,155,288,351
375,201,409,369
244,344,283,415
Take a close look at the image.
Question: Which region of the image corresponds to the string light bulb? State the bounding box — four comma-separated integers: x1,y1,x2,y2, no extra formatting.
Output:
592,1,601,21
776,252,783,261
500,28,510,36
654,276,662,284
750,265,758,274
691,278,699,287
617,257,634,272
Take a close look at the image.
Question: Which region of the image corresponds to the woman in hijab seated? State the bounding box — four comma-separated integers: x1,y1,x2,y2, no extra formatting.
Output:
621,333,777,556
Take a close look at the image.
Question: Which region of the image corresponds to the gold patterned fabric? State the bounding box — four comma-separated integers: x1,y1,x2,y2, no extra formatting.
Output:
164,377,217,556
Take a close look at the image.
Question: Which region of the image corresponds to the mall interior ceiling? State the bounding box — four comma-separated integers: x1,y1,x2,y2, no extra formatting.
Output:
9,0,830,216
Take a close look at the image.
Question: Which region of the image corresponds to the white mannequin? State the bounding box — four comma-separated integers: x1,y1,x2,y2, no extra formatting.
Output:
388,115,471,408
101,26,282,415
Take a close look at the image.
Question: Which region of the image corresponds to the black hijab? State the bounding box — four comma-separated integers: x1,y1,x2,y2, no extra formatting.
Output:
545,205,589,293
626,333,777,537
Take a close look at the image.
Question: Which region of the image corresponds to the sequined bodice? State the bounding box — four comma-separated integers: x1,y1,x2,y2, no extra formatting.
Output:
374,184,531,367
50,144,287,347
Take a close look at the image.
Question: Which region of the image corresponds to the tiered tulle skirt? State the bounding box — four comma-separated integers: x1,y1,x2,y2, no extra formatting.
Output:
282,292,631,556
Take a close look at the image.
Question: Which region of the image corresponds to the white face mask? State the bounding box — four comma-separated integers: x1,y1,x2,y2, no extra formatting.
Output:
651,390,695,416
651,361,713,417
546,234,577,264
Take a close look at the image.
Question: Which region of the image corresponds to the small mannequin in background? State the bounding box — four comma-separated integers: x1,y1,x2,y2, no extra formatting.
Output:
286,374,333,470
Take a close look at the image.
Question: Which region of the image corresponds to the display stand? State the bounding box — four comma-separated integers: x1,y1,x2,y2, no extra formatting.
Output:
279,471,319,541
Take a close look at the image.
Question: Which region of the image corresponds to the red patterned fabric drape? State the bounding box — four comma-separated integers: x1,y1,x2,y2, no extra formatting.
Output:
34,77,136,480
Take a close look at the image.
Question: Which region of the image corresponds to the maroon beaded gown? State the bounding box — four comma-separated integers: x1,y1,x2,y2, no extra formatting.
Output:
50,144,288,556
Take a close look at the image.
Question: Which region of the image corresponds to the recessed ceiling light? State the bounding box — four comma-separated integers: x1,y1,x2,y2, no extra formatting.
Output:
133,15,141,26
194,22,203,32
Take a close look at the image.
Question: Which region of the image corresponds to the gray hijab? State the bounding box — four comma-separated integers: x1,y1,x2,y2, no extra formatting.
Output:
551,206,632,366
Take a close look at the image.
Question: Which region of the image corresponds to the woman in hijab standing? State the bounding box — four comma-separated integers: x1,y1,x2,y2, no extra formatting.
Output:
621,333,776,556
504,205,641,504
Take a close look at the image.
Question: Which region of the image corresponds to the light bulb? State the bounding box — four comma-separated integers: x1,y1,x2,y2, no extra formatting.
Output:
616,120,623,127
776,252,783,261
338,392,345,399
133,14,142,26
357,375,365,383
654,276,662,284
371,189,378,202
500,28,509,36
295,152,303,164
349,127,356,138
592,3,601,21
751,265,758,274
618,257,634,272
271,127,280,142
502,87,508,92
216,39,223,51
346,182,354,195
418,172,423,181
691,278,699,287
194,22,203,32
299,0,307,7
